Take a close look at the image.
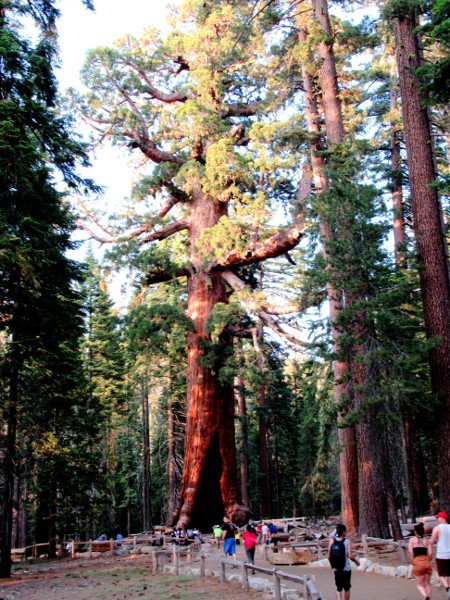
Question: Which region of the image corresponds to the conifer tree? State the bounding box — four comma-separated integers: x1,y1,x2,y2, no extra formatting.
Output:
74,0,307,528
0,0,94,576
385,0,450,512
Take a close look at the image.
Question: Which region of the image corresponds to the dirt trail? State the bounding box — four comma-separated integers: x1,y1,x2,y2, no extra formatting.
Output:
1,544,448,600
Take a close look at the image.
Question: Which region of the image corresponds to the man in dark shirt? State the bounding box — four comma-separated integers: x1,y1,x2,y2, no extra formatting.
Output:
221,515,237,560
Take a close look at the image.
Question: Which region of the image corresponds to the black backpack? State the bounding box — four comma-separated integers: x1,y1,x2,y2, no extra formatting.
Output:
329,538,346,570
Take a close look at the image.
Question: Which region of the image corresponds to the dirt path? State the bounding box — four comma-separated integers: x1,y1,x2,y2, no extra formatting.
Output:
1,545,448,600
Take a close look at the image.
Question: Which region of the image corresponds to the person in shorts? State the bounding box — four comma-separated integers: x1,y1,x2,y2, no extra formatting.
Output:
408,522,432,600
431,511,450,598
328,523,360,600
221,515,237,560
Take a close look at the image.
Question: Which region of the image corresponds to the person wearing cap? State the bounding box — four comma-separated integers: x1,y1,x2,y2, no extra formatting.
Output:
430,511,450,598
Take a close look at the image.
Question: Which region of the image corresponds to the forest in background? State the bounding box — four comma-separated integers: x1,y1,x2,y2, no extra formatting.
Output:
1,0,449,579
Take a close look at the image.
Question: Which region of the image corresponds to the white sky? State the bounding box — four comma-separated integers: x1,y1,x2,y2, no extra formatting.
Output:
56,0,180,304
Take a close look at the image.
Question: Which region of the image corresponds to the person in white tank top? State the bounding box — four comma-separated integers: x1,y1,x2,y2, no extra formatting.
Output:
430,511,450,597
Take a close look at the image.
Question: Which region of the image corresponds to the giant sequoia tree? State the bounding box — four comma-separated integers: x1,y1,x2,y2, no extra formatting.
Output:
76,1,305,528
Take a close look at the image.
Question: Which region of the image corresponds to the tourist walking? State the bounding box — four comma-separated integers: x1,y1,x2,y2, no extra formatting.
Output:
409,522,433,600
328,523,360,600
242,524,258,570
431,512,450,598
221,515,237,560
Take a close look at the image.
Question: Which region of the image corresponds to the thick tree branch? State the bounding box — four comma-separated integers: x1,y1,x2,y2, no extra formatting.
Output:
214,223,306,270
146,266,190,285
140,140,185,166
136,68,188,103
258,310,310,348
220,102,260,119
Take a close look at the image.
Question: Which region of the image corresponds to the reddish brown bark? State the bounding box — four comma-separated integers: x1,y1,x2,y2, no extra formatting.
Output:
393,14,450,513
174,189,249,528
298,13,359,535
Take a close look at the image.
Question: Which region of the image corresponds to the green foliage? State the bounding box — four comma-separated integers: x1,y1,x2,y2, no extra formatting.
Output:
417,0,450,104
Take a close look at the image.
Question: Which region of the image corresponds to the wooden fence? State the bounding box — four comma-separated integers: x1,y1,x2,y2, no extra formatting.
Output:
151,546,322,600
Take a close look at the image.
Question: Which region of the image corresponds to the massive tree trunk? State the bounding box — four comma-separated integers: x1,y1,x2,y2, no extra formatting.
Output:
393,13,450,512
175,189,248,528
298,9,359,535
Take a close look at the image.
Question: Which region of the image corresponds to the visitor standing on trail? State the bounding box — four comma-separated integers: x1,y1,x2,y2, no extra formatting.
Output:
262,522,270,545
430,512,450,598
328,523,360,600
221,515,237,560
213,524,222,546
242,524,258,569
408,522,433,600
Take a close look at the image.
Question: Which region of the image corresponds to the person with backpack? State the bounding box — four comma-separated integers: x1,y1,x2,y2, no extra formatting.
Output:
328,523,360,600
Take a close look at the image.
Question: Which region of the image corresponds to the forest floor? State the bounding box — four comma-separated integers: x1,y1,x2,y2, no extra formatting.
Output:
1,544,449,600
0,554,272,600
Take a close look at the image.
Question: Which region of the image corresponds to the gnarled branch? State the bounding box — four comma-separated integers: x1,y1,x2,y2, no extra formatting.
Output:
214,222,306,270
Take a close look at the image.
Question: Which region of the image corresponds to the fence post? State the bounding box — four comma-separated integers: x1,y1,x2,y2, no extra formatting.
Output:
89,540,93,559
273,569,282,600
304,574,315,600
220,560,226,582
152,551,158,575
110,539,114,554
264,544,269,562
173,546,179,575
200,554,206,578
242,563,249,592
71,541,75,560
399,543,407,563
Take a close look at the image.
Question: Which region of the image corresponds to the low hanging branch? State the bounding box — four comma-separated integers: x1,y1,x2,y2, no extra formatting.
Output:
221,270,311,348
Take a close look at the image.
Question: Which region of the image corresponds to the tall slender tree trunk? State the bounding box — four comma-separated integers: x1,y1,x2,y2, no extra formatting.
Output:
175,189,248,528
0,353,19,578
389,80,406,266
403,417,430,518
235,375,249,509
141,380,151,531
393,13,450,512
298,13,359,535
312,0,387,533
167,385,177,524
252,323,270,519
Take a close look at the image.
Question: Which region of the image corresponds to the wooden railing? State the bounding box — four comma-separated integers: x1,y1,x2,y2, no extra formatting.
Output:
150,547,322,600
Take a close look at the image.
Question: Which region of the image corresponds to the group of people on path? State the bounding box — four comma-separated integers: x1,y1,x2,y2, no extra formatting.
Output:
408,512,450,600
329,512,450,600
